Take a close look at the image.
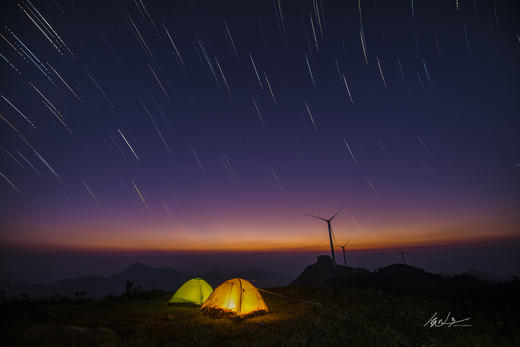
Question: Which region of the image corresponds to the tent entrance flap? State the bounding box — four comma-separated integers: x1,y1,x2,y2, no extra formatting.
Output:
201,278,268,317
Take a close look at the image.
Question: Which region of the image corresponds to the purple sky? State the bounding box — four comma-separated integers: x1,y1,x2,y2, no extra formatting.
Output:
0,0,519,280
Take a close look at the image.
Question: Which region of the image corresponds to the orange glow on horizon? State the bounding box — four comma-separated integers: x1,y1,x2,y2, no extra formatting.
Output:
2,226,517,253
2,207,517,253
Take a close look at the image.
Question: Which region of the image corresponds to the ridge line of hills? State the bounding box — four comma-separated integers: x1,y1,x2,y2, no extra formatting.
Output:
0,263,286,299
1,256,517,305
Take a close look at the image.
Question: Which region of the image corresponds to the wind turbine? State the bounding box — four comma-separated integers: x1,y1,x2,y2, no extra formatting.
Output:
337,240,350,266
399,250,408,265
305,208,342,264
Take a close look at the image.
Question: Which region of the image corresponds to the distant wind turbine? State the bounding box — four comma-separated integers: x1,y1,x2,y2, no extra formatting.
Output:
337,240,350,266
305,208,343,264
399,250,408,265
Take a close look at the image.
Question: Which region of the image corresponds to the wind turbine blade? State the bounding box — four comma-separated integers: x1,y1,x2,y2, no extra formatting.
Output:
329,207,343,220
331,228,338,244
305,213,327,221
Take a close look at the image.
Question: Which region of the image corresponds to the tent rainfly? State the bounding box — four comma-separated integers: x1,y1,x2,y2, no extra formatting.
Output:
201,278,268,317
168,278,213,305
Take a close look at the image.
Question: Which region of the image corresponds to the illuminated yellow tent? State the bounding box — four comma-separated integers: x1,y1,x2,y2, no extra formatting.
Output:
201,278,268,317
168,278,213,305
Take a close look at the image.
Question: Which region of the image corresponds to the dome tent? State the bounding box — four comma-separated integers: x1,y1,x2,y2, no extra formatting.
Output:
201,278,268,317
168,278,213,305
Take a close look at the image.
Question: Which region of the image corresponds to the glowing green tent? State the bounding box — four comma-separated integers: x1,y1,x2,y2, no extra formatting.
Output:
168,278,213,305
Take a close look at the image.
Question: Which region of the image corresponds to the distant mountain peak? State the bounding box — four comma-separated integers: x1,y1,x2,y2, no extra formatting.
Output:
125,263,151,271
292,255,356,285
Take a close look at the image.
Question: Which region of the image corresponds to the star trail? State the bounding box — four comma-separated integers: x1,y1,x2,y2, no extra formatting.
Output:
0,0,518,252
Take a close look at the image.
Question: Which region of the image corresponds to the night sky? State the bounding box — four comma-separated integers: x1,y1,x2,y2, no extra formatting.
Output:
0,0,519,269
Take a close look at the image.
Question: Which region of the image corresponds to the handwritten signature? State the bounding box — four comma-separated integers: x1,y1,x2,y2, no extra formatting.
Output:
424,312,472,328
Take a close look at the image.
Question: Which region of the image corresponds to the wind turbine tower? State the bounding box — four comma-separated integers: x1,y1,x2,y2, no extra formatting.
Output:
399,251,408,265
306,208,342,264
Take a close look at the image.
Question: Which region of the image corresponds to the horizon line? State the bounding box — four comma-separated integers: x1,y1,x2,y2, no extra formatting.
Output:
2,234,518,254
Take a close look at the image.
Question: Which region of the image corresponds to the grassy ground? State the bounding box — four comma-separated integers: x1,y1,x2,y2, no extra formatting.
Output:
1,285,518,346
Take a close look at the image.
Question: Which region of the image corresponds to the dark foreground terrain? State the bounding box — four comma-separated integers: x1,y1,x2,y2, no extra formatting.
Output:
1,284,519,347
